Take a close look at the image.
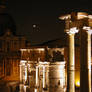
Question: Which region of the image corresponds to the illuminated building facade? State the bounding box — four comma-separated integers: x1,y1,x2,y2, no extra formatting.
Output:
20,47,46,86
20,47,66,92
0,0,29,81
0,29,27,81
0,2,92,91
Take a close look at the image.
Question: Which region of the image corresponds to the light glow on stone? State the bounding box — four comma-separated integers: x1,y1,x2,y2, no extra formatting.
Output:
25,66,27,83
59,14,71,20
37,48,45,51
66,27,79,34
83,26,92,34
88,15,92,19
75,80,80,87
21,60,27,63
77,12,88,19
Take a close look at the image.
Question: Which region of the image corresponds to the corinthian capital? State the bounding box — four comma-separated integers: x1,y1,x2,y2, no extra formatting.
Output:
65,27,79,34
83,26,92,34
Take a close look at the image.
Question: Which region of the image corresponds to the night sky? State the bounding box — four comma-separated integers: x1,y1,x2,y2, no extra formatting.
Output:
7,0,91,45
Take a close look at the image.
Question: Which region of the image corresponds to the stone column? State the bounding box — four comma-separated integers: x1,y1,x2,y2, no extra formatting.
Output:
43,66,46,89
80,26,92,92
47,66,49,91
36,66,39,88
66,27,78,92
25,65,28,84
34,88,38,92
20,65,23,83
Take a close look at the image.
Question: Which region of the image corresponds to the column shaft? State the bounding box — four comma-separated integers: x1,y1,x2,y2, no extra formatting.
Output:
25,65,28,84
43,66,46,89
67,33,75,92
80,30,91,92
36,66,39,87
20,65,23,83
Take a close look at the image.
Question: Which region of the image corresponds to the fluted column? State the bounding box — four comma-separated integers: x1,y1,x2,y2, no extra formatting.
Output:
80,26,92,92
66,27,78,92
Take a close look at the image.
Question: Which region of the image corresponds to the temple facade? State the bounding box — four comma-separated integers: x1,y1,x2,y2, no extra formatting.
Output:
20,47,66,92
59,12,92,92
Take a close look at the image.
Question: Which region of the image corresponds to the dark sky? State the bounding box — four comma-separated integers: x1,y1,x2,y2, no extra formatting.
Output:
7,0,91,45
